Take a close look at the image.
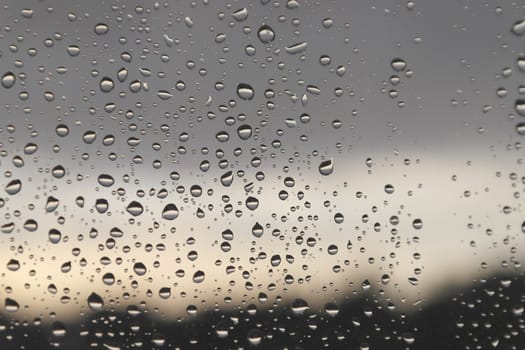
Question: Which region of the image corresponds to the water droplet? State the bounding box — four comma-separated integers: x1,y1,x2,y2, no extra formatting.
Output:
257,25,275,43
319,159,334,176
100,77,115,93
157,90,173,100
246,196,259,210
51,322,67,337
291,298,309,315
285,41,308,55
220,171,234,186
412,218,423,229
83,130,97,144
162,203,179,220
159,287,171,299
124,201,144,217
512,20,525,36
252,222,264,238
94,23,109,35
55,124,69,137
6,259,20,271
391,58,407,72
1,72,16,88
133,262,147,276
516,122,525,135
237,124,253,140
48,228,62,244
66,45,81,57
102,273,115,285
5,179,22,195
192,270,205,283
324,302,339,317
45,196,60,212
87,292,104,311
237,83,254,100
97,174,115,187
5,298,19,312
232,8,248,21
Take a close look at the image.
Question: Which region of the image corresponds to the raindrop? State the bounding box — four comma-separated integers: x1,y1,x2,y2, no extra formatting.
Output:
192,270,205,283
237,124,253,139
5,298,19,312
6,259,20,271
319,159,334,176
517,122,525,135
66,45,81,56
245,196,259,210
94,23,109,35
55,124,69,137
48,229,62,244
97,174,115,187
237,83,254,100
133,262,147,276
157,90,173,100
285,42,308,55
1,72,16,88
45,196,60,212
5,179,22,195
324,302,339,317
257,25,275,43
220,171,234,186
233,8,248,21
412,218,423,230
83,130,97,144
126,201,144,216
51,322,66,337
391,58,407,72
100,77,115,93
512,20,525,36
252,222,264,238
162,203,179,220
291,298,309,315
159,287,171,299
87,292,104,311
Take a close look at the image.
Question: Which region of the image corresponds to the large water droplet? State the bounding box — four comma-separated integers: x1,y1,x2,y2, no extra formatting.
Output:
94,23,109,35
1,72,16,88
5,298,19,312
257,25,275,43
252,222,264,238
87,292,104,311
512,20,525,36
319,159,334,176
100,77,115,93
517,122,525,135
237,83,254,100
5,179,22,195
126,201,144,216
192,270,205,283
162,203,179,220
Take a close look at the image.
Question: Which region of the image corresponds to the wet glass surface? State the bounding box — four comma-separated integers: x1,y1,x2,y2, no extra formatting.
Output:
0,0,524,349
